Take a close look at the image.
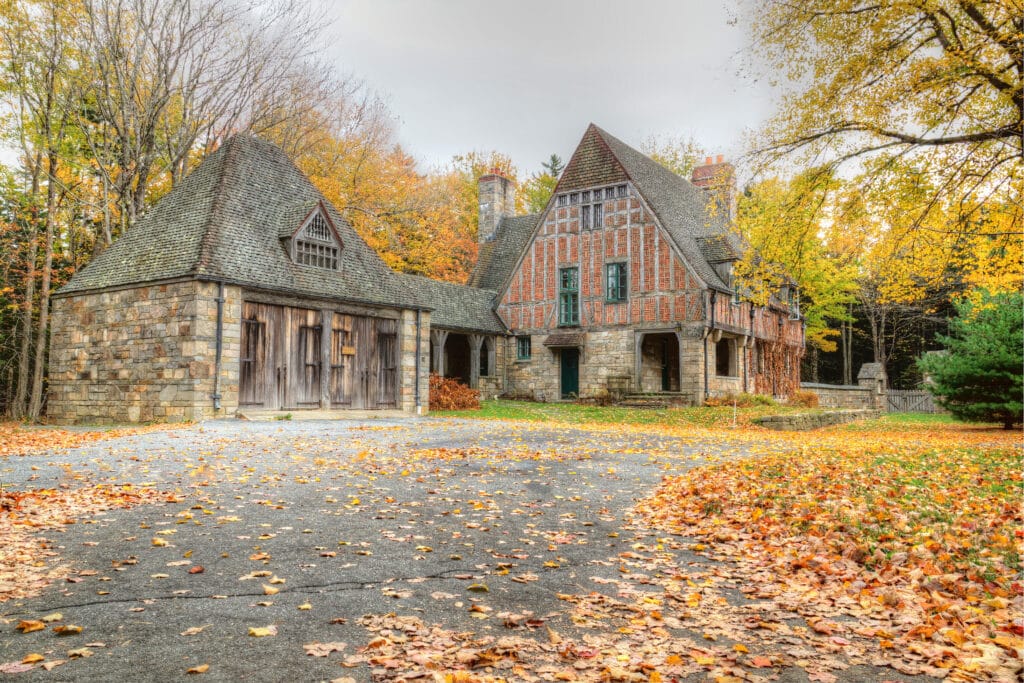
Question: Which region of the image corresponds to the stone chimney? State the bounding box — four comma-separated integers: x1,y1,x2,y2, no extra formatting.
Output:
478,168,515,244
690,156,736,221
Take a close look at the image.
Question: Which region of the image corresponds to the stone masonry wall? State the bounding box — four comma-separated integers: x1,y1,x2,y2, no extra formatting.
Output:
400,309,432,414
506,329,634,401
800,383,873,409
48,280,241,424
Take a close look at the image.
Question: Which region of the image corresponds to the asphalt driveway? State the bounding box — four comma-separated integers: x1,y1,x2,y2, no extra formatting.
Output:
0,418,937,682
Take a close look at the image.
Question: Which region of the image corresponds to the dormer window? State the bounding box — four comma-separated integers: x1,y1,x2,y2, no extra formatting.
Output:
293,207,340,270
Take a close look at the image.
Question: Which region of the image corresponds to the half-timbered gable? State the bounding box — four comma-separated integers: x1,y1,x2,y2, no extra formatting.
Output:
470,124,803,403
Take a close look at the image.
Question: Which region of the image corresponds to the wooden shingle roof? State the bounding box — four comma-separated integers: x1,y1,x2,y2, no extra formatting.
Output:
59,136,417,309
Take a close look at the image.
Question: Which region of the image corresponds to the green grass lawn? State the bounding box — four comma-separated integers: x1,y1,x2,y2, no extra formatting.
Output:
434,398,814,428
434,399,962,430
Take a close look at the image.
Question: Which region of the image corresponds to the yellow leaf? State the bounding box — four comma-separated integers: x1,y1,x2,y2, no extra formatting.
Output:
22,653,45,664
297,603,311,611
152,537,168,547
40,613,62,623
248,626,277,637
186,664,210,674
53,625,83,636
262,584,279,596
467,583,489,593
15,620,46,634
733,643,749,653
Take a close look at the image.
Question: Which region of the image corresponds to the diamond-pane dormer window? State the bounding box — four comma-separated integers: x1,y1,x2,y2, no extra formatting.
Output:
293,207,341,271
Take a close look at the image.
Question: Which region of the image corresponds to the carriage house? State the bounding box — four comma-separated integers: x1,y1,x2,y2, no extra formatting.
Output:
47,125,803,424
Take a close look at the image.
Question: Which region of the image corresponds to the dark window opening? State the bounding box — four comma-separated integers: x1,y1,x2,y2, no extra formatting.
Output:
715,338,736,377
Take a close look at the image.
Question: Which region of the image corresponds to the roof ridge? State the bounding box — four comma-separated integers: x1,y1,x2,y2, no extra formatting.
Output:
193,137,239,277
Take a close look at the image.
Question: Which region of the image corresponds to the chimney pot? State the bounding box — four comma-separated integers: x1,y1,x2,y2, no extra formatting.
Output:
704,156,713,165
716,154,724,164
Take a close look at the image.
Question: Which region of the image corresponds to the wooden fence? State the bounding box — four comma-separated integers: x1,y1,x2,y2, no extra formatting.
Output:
886,389,940,413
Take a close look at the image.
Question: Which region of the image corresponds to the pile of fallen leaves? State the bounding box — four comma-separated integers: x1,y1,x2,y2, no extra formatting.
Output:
635,425,1023,680
1,485,179,602
429,374,481,411
0,421,173,457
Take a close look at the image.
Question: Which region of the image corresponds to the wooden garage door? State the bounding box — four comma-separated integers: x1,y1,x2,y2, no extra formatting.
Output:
329,314,398,409
239,302,321,410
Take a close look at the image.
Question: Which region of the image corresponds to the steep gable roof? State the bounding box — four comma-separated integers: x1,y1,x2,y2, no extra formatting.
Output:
59,135,417,310
467,213,540,291
588,125,733,291
554,125,629,192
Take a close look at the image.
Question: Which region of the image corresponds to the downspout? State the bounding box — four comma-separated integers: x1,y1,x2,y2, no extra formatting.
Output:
414,309,422,414
211,282,225,412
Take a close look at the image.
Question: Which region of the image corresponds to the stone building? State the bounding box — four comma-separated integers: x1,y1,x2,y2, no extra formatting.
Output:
48,124,803,423
48,136,502,423
470,124,804,403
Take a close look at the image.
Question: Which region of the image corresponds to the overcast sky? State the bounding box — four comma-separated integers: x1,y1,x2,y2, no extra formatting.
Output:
321,0,777,175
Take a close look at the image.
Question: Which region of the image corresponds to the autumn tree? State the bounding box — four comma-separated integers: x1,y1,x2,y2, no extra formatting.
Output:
733,170,858,363
642,134,704,178
744,0,1022,233
919,290,1023,429
520,154,563,214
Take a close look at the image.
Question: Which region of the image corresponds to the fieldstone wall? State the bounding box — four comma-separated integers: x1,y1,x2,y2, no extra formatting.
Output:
801,382,873,409
48,280,241,424
754,409,881,431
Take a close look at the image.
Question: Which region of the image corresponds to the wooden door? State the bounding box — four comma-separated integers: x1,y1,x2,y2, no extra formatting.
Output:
239,302,285,409
560,348,579,399
329,313,355,407
284,307,322,409
374,319,398,409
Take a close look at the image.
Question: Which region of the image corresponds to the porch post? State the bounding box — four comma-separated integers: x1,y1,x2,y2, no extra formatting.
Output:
468,334,484,389
634,332,644,393
430,329,448,377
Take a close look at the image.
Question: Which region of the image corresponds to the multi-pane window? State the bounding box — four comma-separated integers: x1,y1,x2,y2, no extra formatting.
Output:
605,262,627,302
605,187,615,200
616,184,627,198
294,209,340,270
516,336,531,360
580,195,604,230
296,241,339,269
557,194,568,207
558,267,579,326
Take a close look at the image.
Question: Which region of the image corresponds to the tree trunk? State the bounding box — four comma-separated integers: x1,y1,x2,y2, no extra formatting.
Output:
28,153,59,421
12,169,42,419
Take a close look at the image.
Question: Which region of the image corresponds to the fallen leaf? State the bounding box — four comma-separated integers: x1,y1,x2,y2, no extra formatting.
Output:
15,620,46,634
186,664,209,674
180,626,210,637
21,653,45,664
303,641,347,657
53,625,83,636
248,626,278,637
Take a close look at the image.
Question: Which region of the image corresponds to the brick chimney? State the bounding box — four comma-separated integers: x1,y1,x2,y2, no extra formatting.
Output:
478,168,515,244
690,156,736,221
